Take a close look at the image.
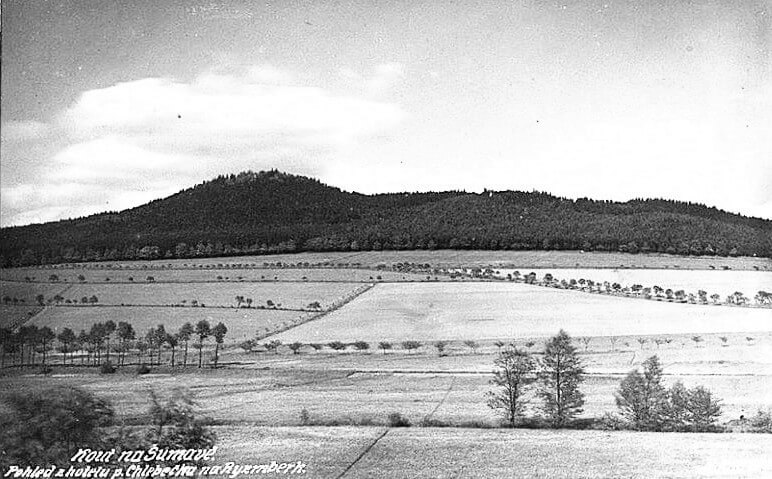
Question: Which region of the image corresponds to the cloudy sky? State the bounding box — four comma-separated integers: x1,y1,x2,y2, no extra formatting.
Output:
1,0,770,227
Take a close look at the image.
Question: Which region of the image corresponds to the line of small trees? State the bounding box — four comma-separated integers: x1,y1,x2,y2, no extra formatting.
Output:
500,270,770,307
237,338,497,356
0,320,229,370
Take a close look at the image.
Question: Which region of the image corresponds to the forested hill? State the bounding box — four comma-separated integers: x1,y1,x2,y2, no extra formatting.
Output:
1,170,770,266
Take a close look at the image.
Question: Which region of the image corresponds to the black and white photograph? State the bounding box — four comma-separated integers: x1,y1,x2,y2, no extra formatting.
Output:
1,0,771,477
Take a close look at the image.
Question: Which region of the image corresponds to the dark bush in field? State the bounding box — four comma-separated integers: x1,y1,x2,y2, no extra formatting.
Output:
136,363,151,374
100,361,117,374
388,412,411,427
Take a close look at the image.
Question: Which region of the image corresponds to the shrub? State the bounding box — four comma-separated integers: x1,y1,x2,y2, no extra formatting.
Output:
388,412,411,427
352,340,370,351
299,408,310,426
748,409,772,433
100,361,117,374
598,412,627,431
136,364,151,375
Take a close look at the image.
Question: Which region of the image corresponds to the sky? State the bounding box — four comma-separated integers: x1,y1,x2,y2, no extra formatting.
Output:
1,0,770,227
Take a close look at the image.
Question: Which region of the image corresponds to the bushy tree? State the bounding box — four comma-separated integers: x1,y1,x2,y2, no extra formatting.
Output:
195,320,211,368
146,388,216,461
539,330,585,427
615,355,666,431
211,322,227,368
616,356,723,432
487,345,536,427
0,386,114,468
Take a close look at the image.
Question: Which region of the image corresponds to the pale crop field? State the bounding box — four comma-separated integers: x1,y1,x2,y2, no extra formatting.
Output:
0,267,429,283
273,282,772,342
346,428,772,478
0,280,70,303
499,268,772,299
60,282,359,309
27,305,309,340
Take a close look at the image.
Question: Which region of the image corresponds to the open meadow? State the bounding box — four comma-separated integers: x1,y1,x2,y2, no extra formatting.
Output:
1,251,771,477
273,282,772,342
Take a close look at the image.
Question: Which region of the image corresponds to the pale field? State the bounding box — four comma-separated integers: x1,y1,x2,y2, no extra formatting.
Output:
345,428,772,478
26,306,309,341
58,282,359,309
0,267,430,283
499,268,772,299
0,280,70,303
272,282,772,343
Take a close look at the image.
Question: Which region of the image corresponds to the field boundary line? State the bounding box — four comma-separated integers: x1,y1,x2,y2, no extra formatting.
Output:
335,428,389,479
259,283,377,340
423,375,456,423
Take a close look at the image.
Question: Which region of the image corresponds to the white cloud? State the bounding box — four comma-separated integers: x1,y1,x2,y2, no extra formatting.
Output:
367,62,405,96
2,64,407,226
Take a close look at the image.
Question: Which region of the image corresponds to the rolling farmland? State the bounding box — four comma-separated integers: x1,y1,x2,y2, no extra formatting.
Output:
2,251,771,478
273,281,772,342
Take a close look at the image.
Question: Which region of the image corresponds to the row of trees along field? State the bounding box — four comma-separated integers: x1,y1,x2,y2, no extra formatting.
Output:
487,331,723,432
0,320,228,370
2,170,770,266
499,271,772,307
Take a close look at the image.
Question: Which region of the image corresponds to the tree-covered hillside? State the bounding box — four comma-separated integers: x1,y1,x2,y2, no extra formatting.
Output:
1,170,770,266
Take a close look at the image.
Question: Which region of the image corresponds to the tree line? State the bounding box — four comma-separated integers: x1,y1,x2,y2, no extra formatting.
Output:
0,320,229,370
2,170,770,267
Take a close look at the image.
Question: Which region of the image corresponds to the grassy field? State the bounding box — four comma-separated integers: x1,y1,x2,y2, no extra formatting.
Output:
272,282,772,342
0,280,70,303
2,250,769,274
58,282,360,309
2,251,771,476
0,267,432,283
26,306,310,341
3,333,770,423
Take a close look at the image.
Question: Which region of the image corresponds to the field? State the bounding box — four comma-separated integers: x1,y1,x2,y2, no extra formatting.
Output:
57,282,360,309
273,282,772,342
201,426,772,478
26,306,311,341
2,251,772,477
0,267,433,284
2,250,769,274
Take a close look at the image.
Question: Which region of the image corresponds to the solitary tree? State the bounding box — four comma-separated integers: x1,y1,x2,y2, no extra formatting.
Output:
434,340,449,356
116,322,135,366
194,320,211,368
211,322,227,368
165,333,179,367
539,330,585,427
178,322,194,367
57,328,76,365
463,340,479,354
487,345,536,427
288,342,303,355
378,342,393,355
